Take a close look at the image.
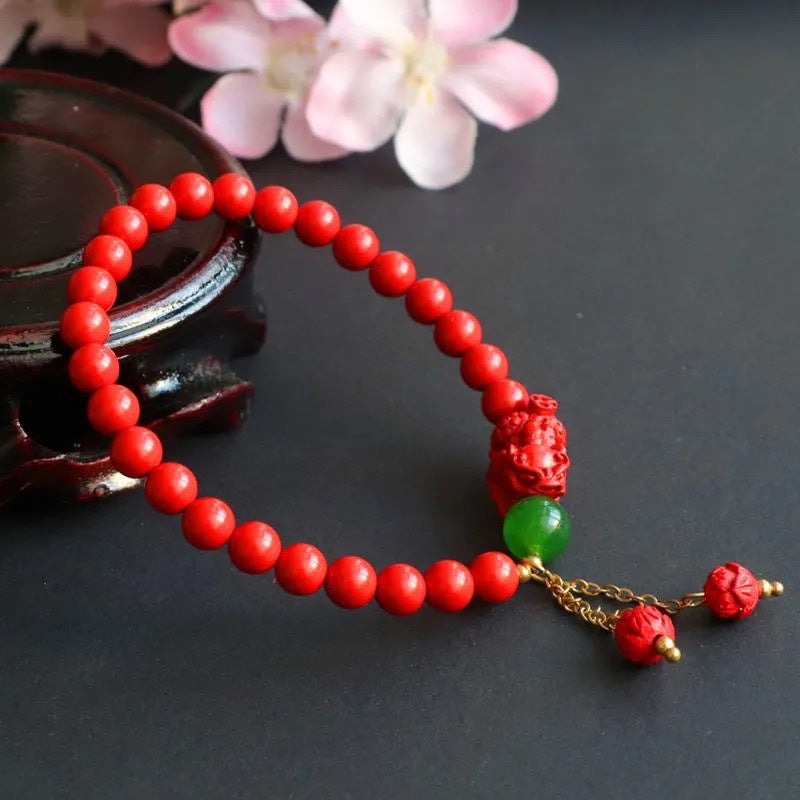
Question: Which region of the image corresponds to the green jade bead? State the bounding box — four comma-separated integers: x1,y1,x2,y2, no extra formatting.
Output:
502,495,571,563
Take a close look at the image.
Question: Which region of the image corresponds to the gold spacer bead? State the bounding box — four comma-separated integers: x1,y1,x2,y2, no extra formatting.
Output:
758,579,773,597
517,564,533,583
654,636,675,655
665,647,682,663
771,581,785,597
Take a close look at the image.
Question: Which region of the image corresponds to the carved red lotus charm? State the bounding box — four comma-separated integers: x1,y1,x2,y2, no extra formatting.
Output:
487,393,570,517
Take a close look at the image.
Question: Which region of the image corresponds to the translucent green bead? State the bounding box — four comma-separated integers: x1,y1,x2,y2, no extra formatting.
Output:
502,495,571,563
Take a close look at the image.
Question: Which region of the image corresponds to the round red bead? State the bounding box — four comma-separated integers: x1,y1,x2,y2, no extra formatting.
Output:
332,224,380,270
469,552,519,604
369,251,417,296
703,562,760,620
145,462,198,515
59,302,110,349
67,266,117,310
275,543,328,595
425,560,474,612
68,344,119,393
110,426,162,478
460,344,509,390
376,563,426,615
212,173,256,220
182,497,236,550
614,605,676,666
434,310,482,357
130,183,177,232
169,172,214,220
99,205,148,252
87,384,140,435
82,235,133,281
228,521,282,574
294,200,340,247
481,379,528,423
325,556,377,609
405,278,453,324
252,185,298,233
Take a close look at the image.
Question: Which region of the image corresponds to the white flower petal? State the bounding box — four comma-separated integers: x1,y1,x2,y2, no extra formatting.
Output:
0,5,33,63
201,72,285,159
305,50,404,151
89,7,172,67
394,91,477,190
282,102,351,162
441,39,557,131
340,0,425,47
429,0,517,49
168,0,273,73
253,0,318,21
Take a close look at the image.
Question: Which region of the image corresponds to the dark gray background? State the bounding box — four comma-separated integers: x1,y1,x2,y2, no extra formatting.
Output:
2,1,799,797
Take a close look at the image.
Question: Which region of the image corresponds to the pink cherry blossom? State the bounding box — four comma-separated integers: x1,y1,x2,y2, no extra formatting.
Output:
168,0,350,162
0,0,172,66
305,0,558,189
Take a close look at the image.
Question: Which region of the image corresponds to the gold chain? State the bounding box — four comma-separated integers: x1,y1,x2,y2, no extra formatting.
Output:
518,558,706,632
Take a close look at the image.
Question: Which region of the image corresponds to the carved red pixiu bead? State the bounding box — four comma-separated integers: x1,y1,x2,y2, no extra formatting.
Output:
703,562,760,620
487,393,570,517
614,605,676,666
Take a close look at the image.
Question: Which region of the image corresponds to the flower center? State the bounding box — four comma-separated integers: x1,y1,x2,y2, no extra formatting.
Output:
403,36,450,100
265,38,319,99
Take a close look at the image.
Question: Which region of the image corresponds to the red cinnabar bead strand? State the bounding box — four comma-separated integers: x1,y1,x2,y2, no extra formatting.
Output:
67,266,117,310
145,462,199,515
182,497,236,550
60,302,111,349
425,560,475,612
469,552,519,603
110,426,163,478
99,205,148,251
130,184,177,231
87,384,140,436
252,186,298,233
295,200,340,247
325,556,378,609
434,310,482,356
212,173,256,220
68,344,119,393
405,278,453,323
82,235,133,280
275,543,328,595
170,172,214,220
228,521,282,574
376,564,426,615
369,251,416,296
333,224,380,270
460,344,509,390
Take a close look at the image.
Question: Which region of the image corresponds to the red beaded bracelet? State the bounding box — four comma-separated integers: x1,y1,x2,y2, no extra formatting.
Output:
59,172,784,667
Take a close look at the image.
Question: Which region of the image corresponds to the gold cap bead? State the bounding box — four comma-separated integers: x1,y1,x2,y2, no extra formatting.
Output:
758,579,773,597
771,581,785,597
654,635,682,663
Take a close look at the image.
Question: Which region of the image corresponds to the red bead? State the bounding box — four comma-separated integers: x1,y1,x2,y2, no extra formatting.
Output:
212,172,256,220
67,266,117,310
67,344,119,393
145,462,198,515
228,521,282,574
614,605,676,666
405,278,453,324
99,205,148,252
169,172,214,220
182,497,236,550
369,251,417,296
703,562,760,620
332,224,380,270
469,551,519,604
252,185,298,233
130,183,177,232
460,344,509,390
87,384,140,435
294,200,340,247
82,235,133,281
59,302,110,349
275,543,327,595
325,556,377,609
376,563,426,615
425,560,474,612
110,426,162,478
481,379,528,423
434,310,482,357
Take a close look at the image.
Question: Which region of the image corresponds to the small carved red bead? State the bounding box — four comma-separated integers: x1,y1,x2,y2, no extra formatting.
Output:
252,185,298,233
294,200,341,247
703,562,760,620
434,310,482,356
212,173,256,220
275,543,328,595
325,555,378,609
82,235,133,281
469,551,519,603
405,278,453,324
333,224,380,270
614,605,676,666
376,563,426,615
169,172,214,220
182,497,236,550
460,344,509,390
481,379,528,424
228,521,282,574
87,384,140,435
145,462,198,515
67,266,117,310
99,205,148,252
425,560,474,612
59,302,111,349
68,344,119,393
110,426,163,478
130,184,177,232
369,251,417,296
